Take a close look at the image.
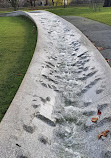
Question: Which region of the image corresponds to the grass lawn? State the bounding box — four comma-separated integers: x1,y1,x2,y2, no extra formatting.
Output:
1,6,111,25
0,16,37,121
47,6,111,26
0,8,14,13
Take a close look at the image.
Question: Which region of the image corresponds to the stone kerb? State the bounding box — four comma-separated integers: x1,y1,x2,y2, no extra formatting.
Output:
0,11,111,158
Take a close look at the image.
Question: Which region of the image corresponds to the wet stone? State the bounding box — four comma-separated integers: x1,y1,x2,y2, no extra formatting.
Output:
36,114,56,127
97,103,108,111
83,111,96,116
96,89,104,94
41,82,47,88
23,124,35,134
17,155,28,158
102,151,111,158
38,135,49,144
16,144,21,147
7,11,111,158
32,104,39,109
40,97,46,103
46,97,50,101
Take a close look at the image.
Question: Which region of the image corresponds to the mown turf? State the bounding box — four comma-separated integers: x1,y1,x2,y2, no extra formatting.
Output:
47,6,111,26
0,16,37,121
0,10,13,13
1,5,111,25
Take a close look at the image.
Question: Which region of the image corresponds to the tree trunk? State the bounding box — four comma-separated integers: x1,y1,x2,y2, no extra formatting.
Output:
30,0,33,6
33,0,35,7
64,0,66,8
11,0,18,11
103,0,111,7
46,0,48,5
52,0,54,6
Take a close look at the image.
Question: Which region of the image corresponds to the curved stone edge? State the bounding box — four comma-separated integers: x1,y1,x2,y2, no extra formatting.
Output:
0,11,61,158
0,11,111,158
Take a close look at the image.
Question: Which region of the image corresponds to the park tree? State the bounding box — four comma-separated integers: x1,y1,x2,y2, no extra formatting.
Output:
103,0,111,7
52,0,54,5
29,0,33,6
29,0,36,7
10,0,18,10
46,0,48,5
64,0,66,7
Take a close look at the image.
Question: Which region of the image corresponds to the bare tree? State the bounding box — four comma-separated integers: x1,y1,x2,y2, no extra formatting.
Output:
29,0,37,7
64,0,66,7
46,0,48,5
52,0,54,5
29,0,33,6
10,0,18,10
91,0,100,11
33,0,36,6
103,0,111,7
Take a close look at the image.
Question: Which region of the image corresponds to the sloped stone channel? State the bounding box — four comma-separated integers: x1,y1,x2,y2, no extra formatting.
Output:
0,11,111,158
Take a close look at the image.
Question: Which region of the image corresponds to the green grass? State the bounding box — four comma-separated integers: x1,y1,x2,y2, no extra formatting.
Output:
47,6,91,16
0,16,37,121
1,5,111,25
47,6,111,26
0,8,13,13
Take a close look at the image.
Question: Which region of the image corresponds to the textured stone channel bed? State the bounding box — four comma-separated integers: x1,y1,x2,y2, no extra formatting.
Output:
0,11,111,158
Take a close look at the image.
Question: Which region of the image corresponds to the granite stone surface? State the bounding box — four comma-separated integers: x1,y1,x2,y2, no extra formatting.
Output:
62,16,111,67
0,11,111,158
